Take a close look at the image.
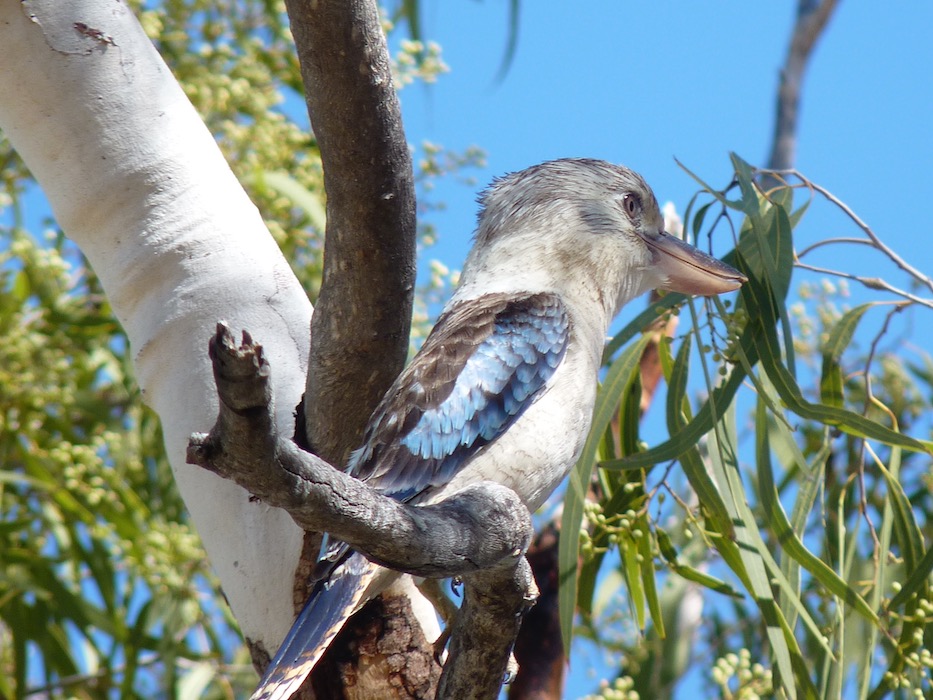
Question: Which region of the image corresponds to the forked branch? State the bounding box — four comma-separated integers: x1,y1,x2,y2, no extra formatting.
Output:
187,324,537,700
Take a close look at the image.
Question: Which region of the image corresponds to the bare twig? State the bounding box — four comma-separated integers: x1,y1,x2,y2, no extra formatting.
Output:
804,178,933,294
792,261,933,310
795,237,876,258
759,166,933,309
763,167,933,297
854,305,905,548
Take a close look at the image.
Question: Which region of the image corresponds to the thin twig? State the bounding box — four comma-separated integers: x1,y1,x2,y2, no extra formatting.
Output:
765,167,933,295
796,237,877,259
792,260,933,311
807,179,933,293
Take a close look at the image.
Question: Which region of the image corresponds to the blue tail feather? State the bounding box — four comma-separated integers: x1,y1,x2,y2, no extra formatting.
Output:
251,553,374,700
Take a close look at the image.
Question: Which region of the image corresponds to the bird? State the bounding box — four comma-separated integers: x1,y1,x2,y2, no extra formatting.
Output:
251,158,746,700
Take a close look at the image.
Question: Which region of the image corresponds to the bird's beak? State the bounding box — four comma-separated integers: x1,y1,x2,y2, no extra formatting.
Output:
642,230,747,296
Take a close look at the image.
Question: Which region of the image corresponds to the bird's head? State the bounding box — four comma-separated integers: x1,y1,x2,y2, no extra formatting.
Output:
459,158,746,318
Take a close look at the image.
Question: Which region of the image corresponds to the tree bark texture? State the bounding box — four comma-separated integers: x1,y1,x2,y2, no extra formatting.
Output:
310,587,440,700
286,0,417,467
282,2,421,695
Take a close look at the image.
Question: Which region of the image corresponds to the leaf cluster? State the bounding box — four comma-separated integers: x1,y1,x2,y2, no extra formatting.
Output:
562,155,933,699
0,230,256,697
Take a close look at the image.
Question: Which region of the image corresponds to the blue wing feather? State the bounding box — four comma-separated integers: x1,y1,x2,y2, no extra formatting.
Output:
350,292,570,503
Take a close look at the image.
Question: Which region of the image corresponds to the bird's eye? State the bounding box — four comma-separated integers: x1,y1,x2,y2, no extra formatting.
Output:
622,193,640,218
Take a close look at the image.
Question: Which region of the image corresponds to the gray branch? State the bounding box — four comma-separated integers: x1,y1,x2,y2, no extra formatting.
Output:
440,558,538,700
281,2,423,692
285,0,417,466
763,0,839,188
187,325,536,699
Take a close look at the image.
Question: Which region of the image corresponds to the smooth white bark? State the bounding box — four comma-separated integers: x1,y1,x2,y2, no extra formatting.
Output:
0,0,310,651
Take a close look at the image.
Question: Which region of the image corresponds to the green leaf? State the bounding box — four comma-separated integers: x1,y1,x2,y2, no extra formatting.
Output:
742,259,932,454
177,662,217,700
622,534,645,630
603,294,684,362
756,395,878,625
591,568,625,621
493,0,522,83
706,403,819,698
656,528,743,598
581,382,645,616
663,334,732,534
249,170,327,233
600,366,747,471
637,516,665,638
867,446,927,699
887,543,933,611
770,417,832,629
691,200,715,241
820,304,873,407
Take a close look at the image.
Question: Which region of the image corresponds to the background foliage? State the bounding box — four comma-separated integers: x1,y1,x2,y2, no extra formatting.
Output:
1,1,314,695
568,158,933,699
2,2,933,699
0,2,469,697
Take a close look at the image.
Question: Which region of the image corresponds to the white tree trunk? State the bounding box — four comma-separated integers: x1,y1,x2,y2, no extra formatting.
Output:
0,0,310,653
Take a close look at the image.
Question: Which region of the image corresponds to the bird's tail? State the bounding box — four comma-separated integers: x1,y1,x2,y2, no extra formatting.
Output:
250,552,375,700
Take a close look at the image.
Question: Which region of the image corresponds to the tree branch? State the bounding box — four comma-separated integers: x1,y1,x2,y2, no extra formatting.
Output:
763,0,838,186
440,559,538,700
281,3,422,692
188,324,537,699
187,324,533,579
285,0,417,466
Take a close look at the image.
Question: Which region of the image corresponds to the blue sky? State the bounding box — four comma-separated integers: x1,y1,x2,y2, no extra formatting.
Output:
397,2,933,294
391,3,933,697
